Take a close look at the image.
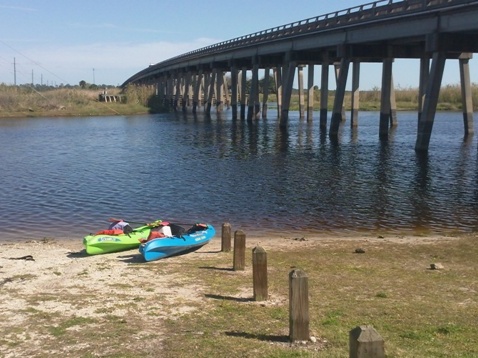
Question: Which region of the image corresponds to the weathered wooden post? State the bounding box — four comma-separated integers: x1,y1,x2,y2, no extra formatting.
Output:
349,325,385,358
252,246,268,301
289,269,309,342
221,222,231,252
233,230,246,271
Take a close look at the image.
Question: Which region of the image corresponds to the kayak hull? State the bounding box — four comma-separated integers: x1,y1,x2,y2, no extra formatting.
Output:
83,225,151,255
140,224,215,262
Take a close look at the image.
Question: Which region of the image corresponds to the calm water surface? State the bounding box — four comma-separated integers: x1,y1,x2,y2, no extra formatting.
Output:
1,110,478,242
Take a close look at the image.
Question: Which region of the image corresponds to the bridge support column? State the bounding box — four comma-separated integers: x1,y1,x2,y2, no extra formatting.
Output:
216,70,224,112
193,71,203,114
166,76,174,109
174,75,182,111
334,63,346,122
274,67,283,119
351,61,360,127
223,73,230,109
418,57,430,121
248,62,260,121
329,57,350,139
298,65,305,119
262,67,270,119
415,52,446,152
320,52,329,130
202,72,210,112
307,63,314,122
240,68,247,120
231,66,238,119
206,70,216,115
280,55,297,128
379,58,393,140
390,76,397,127
459,55,474,136
182,71,191,112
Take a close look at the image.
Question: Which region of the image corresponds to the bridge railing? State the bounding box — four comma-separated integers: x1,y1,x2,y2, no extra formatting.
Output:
127,0,471,83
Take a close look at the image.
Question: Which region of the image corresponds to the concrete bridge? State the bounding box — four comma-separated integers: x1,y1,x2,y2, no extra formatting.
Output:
122,0,478,151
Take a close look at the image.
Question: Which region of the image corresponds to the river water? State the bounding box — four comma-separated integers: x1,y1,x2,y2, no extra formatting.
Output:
1,110,477,242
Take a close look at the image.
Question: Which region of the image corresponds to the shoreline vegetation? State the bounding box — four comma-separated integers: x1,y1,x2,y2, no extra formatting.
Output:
0,232,476,357
0,82,477,118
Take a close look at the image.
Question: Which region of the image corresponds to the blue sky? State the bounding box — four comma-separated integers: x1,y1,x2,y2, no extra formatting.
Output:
0,0,475,89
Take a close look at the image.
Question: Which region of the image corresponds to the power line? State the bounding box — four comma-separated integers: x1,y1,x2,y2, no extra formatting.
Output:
0,39,69,84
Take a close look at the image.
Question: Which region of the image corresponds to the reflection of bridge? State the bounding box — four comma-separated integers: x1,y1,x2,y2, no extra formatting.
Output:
122,0,478,151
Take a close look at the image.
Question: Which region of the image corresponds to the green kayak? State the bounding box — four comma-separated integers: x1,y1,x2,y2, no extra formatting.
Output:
83,221,160,255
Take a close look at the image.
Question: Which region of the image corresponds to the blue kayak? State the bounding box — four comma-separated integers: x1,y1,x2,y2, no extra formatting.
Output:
139,223,215,262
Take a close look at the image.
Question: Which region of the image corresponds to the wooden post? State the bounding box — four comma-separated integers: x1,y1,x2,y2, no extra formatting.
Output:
252,246,268,301
233,230,246,271
349,325,385,358
289,269,309,342
221,222,231,252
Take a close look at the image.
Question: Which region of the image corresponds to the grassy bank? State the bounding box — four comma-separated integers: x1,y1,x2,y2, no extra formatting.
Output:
158,234,477,357
0,83,477,118
0,85,150,118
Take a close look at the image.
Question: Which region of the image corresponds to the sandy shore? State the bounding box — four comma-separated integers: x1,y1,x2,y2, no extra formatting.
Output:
0,232,458,357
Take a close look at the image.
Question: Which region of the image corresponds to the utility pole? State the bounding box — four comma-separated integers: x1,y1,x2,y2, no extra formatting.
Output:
13,57,16,85
93,68,95,84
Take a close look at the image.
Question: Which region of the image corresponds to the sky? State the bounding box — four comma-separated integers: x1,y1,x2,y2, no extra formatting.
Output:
0,0,476,89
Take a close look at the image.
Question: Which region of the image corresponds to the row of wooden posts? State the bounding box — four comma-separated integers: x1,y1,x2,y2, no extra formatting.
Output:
221,222,385,358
